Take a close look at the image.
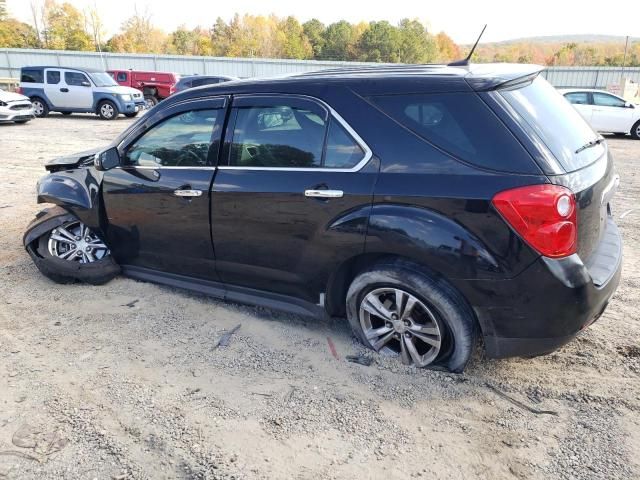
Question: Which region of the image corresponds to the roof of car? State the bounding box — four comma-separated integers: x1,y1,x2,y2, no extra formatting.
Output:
558,88,619,95
169,63,544,103
22,66,106,73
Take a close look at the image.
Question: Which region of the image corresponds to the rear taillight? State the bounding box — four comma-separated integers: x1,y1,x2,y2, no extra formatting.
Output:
16,87,22,94
492,184,577,258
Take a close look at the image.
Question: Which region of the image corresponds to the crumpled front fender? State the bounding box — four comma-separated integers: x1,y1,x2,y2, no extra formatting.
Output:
23,206,76,248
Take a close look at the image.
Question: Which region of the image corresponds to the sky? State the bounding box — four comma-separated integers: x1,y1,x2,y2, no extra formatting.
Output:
6,0,639,44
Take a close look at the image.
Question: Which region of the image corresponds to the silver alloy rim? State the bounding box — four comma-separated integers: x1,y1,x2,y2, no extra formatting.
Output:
145,98,155,108
359,287,442,367
100,103,114,118
47,221,109,264
636,124,640,138
32,101,43,115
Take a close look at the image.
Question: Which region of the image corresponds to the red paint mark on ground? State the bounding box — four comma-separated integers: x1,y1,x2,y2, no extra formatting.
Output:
327,337,339,361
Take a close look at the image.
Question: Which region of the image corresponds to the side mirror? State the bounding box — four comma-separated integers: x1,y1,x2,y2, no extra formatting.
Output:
625,101,634,108
94,147,121,171
81,81,91,87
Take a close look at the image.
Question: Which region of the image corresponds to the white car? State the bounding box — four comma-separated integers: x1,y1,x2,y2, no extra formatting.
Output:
0,88,35,124
560,88,640,139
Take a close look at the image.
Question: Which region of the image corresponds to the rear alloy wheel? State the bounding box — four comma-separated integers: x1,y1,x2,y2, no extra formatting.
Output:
31,98,49,118
144,95,158,108
346,260,476,372
98,100,119,120
359,287,443,367
47,220,109,264
631,121,640,140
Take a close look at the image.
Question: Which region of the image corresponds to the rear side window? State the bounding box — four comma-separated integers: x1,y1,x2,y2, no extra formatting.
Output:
501,76,603,172
370,93,534,173
116,72,127,82
229,105,326,168
21,69,43,83
46,71,60,84
324,120,365,168
565,92,590,105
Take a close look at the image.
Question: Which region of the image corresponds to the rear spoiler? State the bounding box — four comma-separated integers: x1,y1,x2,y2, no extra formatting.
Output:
464,65,544,92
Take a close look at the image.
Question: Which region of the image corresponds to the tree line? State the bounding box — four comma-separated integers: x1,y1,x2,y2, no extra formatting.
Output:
1,0,639,67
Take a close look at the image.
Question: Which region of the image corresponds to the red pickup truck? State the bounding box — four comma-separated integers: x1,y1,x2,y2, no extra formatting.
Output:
107,70,180,108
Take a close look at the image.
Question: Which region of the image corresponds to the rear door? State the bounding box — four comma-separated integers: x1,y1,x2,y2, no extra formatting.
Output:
62,71,93,109
102,97,227,280
591,92,633,133
43,69,65,107
210,94,378,303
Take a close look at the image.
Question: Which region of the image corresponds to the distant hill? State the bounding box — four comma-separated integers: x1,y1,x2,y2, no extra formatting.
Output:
476,34,639,47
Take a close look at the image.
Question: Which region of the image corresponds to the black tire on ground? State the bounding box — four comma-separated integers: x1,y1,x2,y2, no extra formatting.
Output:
61,112,72,116
613,132,626,136
124,112,139,118
631,120,640,140
97,100,119,120
30,97,49,118
14,120,30,124
144,95,159,108
24,208,120,285
346,259,476,373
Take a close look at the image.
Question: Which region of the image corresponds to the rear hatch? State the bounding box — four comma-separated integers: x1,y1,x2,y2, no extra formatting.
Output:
497,75,618,264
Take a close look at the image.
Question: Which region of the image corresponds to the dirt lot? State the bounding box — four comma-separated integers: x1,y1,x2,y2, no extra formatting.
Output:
0,114,639,480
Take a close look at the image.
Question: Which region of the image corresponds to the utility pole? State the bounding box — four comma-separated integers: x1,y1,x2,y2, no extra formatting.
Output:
621,35,629,74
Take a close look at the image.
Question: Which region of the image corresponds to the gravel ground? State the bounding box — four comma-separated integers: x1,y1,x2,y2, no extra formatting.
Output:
0,114,639,480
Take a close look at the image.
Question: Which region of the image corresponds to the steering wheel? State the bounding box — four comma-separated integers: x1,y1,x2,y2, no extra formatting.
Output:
173,148,203,167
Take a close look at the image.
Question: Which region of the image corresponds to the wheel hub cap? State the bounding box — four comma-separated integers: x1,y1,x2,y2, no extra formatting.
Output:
47,221,109,264
359,287,443,367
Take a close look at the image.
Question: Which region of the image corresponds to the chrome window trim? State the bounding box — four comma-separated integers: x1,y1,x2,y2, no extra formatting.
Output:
218,94,373,173
115,166,217,171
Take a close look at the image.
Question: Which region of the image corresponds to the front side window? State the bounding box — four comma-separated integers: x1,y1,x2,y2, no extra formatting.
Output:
593,92,626,108
21,69,43,83
229,105,326,168
125,110,220,167
565,92,590,105
65,72,90,87
46,71,60,84
117,72,127,82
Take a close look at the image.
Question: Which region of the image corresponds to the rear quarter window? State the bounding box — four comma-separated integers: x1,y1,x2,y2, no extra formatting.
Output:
21,69,44,83
369,92,536,173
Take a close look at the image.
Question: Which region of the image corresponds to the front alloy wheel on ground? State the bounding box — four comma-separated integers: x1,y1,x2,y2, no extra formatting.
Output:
47,220,109,263
632,121,640,140
98,101,118,120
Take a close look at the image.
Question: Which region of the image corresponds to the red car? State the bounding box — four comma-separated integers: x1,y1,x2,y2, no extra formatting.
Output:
107,69,179,108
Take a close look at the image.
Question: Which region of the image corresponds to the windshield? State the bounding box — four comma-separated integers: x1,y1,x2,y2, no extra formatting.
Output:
89,72,118,87
500,76,604,172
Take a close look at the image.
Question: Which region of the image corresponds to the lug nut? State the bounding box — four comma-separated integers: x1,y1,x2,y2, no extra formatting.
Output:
404,320,411,327
75,236,81,241
85,247,92,252
391,314,398,320
85,237,91,242
76,251,83,256
70,244,76,249
394,333,400,339
405,332,412,338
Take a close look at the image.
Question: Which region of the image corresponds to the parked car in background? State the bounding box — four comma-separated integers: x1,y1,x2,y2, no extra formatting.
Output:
19,66,145,120
174,75,239,93
23,64,622,373
108,69,179,108
560,88,640,139
0,87,35,124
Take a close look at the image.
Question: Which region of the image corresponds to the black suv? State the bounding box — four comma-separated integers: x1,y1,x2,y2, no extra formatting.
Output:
24,64,622,372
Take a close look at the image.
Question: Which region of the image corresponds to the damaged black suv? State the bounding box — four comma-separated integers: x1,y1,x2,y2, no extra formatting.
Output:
24,64,622,372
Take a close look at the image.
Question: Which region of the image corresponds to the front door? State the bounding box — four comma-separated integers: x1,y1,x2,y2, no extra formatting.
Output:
211,95,378,303
102,97,227,280
60,71,94,109
591,92,633,133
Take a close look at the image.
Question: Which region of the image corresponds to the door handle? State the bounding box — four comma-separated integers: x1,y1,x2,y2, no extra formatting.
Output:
173,189,202,197
304,189,344,198
60,88,69,92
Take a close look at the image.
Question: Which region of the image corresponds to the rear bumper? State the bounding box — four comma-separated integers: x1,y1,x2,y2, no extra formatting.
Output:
458,218,622,358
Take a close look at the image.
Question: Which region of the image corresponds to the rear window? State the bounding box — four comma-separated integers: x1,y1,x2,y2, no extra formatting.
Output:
21,69,43,83
500,76,603,172
370,92,535,173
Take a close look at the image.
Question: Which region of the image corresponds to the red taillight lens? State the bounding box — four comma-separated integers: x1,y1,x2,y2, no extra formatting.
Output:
16,87,22,94
492,184,577,258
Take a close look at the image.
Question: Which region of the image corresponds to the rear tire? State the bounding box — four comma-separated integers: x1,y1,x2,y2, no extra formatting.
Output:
30,97,49,118
631,121,640,140
346,259,476,373
124,112,139,118
25,209,119,285
14,120,30,124
97,100,119,120
144,95,158,108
